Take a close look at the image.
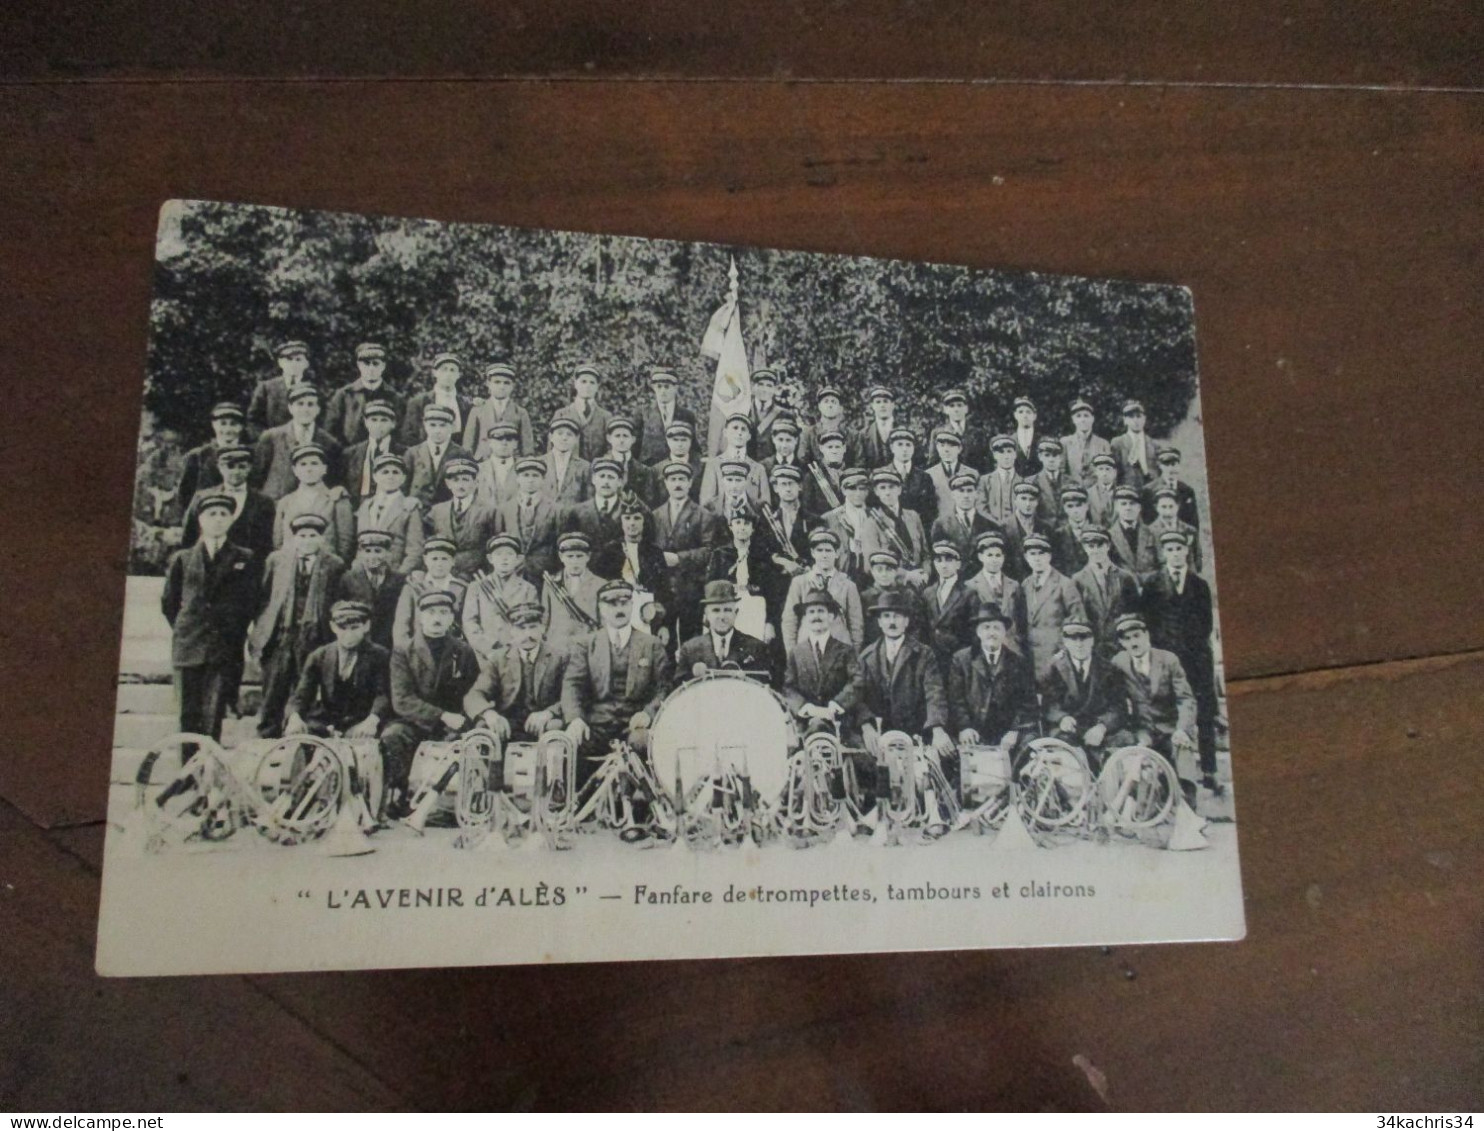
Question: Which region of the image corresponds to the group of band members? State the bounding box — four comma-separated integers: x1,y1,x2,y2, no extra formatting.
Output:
161,339,1220,820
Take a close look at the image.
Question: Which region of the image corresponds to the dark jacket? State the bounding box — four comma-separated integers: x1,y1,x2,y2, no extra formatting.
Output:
336,564,406,650
637,402,698,465
856,636,947,736
1038,651,1125,735
287,639,392,732
181,487,276,563
947,644,1036,743
162,541,258,668
782,634,860,718
251,548,346,661
674,629,773,687
390,634,480,726
463,642,567,727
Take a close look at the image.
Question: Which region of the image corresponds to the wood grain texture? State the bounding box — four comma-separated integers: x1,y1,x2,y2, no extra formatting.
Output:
0,80,1480,826
0,811,407,1110
3,1,1481,88
7,654,1479,1110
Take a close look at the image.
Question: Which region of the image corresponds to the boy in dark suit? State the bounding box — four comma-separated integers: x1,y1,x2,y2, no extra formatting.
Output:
336,530,405,651
283,600,391,739
161,492,259,745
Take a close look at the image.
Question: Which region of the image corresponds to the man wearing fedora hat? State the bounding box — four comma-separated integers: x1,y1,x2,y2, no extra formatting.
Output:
856,589,953,759
782,588,860,735
675,580,774,687
948,605,1036,768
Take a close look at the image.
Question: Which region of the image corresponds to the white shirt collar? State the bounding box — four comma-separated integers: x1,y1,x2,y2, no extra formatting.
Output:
608,625,633,651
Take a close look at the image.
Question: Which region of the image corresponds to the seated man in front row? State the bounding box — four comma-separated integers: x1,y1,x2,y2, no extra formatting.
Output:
562,580,674,790
1036,616,1127,772
463,601,567,743
1109,612,1200,802
675,579,773,686
381,590,481,819
947,606,1036,775
284,599,390,740
856,590,953,760
781,587,860,740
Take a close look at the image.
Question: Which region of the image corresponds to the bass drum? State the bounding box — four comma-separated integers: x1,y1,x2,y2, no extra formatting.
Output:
649,672,798,802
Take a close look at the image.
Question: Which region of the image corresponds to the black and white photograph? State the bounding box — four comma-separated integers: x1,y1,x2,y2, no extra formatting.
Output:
98,199,1244,975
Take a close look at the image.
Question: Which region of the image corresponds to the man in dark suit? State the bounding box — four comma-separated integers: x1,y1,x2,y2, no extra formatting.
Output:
976,434,1025,530
1031,436,1072,524
1141,446,1200,529
930,469,997,572
161,492,259,745
1140,531,1220,792
1038,617,1128,771
936,388,990,473
246,338,311,438
652,461,720,645
180,444,276,563
1110,399,1160,490
1109,484,1161,574
380,590,481,818
562,580,675,789
563,457,626,550
948,606,1036,766
1003,481,1057,582
1062,398,1114,486
177,401,245,505
252,383,343,500
758,416,806,488
1110,612,1199,798
463,602,568,742
325,342,402,449
655,420,704,499
675,580,774,687
781,588,861,738
336,530,405,651
754,463,815,626
803,429,849,517
849,385,900,470
855,590,953,757
250,512,346,738
339,397,403,506
881,428,937,527
636,367,697,465
406,403,471,509
497,457,563,583
462,362,536,459
1009,396,1043,478
1070,527,1141,654
283,600,391,738
556,362,613,461
540,415,591,507
425,456,498,580
400,352,474,448
601,416,661,507
1050,485,1096,575
920,540,976,665
748,368,788,462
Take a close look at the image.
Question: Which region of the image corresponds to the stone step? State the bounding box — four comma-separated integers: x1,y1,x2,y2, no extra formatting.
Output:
115,682,176,715
112,713,181,752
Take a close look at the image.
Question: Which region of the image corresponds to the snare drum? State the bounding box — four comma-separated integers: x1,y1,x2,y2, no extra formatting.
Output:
649,671,798,802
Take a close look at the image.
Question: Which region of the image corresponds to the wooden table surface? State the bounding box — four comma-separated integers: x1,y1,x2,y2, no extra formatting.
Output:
2,6,1480,1111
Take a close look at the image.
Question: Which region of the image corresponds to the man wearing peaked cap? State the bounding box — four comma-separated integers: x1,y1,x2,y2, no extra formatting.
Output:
1031,434,1070,525
1019,528,1088,677
273,440,355,561
542,530,605,656
326,340,401,448
976,432,1025,529
561,572,674,789
937,386,990,473
650,455,715,646
850,383,899,469
638,364,698,464
1110,397,1159,490
1050,484,1095,574
1002,478,1056,582
426,452,497,581
252,496,347,738
463,361,535,459
758,413,804,492
557,361,613,460
674,579,774,688
819,466,877,587
882,425,937,529
398,351,472,447
341,395,404,506
1142,444,1200,531
355,451,425,574
251,380,343,501
1109,609,1200,800
391,534,468,652
180,442,277,563
747,367,787,462
925,425,978,523
1009,395,1043,478
600,414,661,506
1068,524,1138,653
1034,614,1127,770
283,595,392,744
380,581,481,820
1086,450,1121,527
869,463,930,581
334,528,407,651
929,465,996,571
1062,397,1113,486
494,454,562,583
701,411,771,512
780,525,864,657
560,456,626,553
799,384,848,468
1149,487,1203,573
178,401,246,504
540,413,592,508
405,400,473,509
473,420,523,511
1109,482,1160,574
247,337,312,438
162,479,260,747
461,530,539,659
463,599,569,745
963,527,1025,654
755,456,817,599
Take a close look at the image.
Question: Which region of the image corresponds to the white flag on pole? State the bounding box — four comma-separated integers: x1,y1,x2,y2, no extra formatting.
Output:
703,257,750,455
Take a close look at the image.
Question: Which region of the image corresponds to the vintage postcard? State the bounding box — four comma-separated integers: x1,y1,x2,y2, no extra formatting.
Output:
98,199,1243,975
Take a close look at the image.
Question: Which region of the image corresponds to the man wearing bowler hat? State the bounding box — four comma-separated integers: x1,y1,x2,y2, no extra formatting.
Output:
325,341,402,448
948,605,1036,769
675,579,774,687
782,588,861,737
855,589,953,760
